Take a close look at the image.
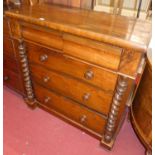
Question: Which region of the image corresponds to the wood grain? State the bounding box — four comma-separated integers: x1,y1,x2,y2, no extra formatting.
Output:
3,37,16,58
3,17,10,37
33,82,107,135
5,4,151,52
4,54,18,73
4,3,151,150
9,19,21,38
30,64,114,115
119,50,143,77
26,42,118,91
131,58,152,152
4,68,23,93
3,17,25,95
22,25,63,50
63,33,122,70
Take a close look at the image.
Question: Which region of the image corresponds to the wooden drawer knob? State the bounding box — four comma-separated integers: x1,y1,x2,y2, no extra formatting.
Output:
4,76,9,81
84,70,94,80
80,115,87,123
44,97,51,103
40,54,48,62
83,93,91,101
43,76,50,83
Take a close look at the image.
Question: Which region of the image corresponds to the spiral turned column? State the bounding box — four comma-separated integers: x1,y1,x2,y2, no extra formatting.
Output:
104,76,128,143
18,39,36,107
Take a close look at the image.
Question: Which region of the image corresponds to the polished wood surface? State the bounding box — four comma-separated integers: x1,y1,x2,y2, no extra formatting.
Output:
4,68,24,93
9,18,21,38
131,57,152,153
5,4,151,52
3,37,15,58
33,82,107,135
22,25,63,50
5,3,151,150
63,33,122,70
119,50,142,77
3,18,10,37
30,64,113,115
4,54,18,72
3,16,25,95
26,42,118,91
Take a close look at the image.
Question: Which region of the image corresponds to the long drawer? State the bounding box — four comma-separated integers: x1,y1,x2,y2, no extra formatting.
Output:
33,83,107,135
27,42,118,92
30,64,113,115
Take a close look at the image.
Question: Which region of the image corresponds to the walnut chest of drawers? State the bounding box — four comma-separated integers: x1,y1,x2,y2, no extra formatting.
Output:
5,3,151,149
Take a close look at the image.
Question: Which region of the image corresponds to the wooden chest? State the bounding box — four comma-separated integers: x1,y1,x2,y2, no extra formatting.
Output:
5,4,151,149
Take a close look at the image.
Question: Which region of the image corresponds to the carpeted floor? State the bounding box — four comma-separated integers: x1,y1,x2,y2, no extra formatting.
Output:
3,86,145,155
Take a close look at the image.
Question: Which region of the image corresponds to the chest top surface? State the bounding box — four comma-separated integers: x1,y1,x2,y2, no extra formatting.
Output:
5,3,151,52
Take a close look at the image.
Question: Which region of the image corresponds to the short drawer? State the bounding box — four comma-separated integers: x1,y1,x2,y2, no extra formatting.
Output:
4,54,18,73
63,34,122,70
30,64,113,115
3,68,23,92
22,25,63,50
3,37,15,58
27,42,118,92
34,83,107,135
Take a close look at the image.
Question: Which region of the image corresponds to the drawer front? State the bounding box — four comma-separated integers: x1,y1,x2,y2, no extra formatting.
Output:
30,64,113,115
4,68,23,92
3,37,15,58
63,34,122,70
4,54,18,73
27,42,118,92
22,25,63,50
34,83,106,135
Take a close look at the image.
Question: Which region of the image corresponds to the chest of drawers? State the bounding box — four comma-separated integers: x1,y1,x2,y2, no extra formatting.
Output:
5,4,151,149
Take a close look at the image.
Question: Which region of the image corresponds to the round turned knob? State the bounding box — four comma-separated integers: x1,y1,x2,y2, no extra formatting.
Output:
84,70,94,80
44,97,51,103
43,76,50,83
40,54,48,62
80,115,87,123
4,76,9,81
82,93,91,101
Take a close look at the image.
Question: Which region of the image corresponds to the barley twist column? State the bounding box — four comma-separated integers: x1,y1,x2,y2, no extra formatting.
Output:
18,39,36,107
104,76,128,143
